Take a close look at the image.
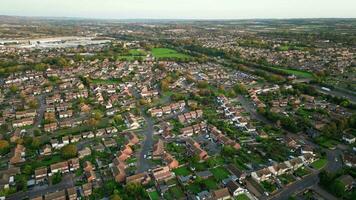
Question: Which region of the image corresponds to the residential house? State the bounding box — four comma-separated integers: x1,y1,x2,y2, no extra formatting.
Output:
68,158,80,171
82,183,93,197
152,166,175,182
66,187,77,200
186,138,208,160
35,167,48,184
251,168,272,183
126,172,151,185
50,161,69,175
153,139,164,159
44,190,66,200
226,181,245,197
10,144,26,165
78,147,92,159
343,134,355,144
211,188,231,200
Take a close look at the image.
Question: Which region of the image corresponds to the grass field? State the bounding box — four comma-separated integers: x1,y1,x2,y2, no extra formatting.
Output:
148,190,160,200
117,49,147,61
278,174,296,185
210,166,230,181
270,66,313,78
152,48,190,59
311,159,328,170
173,166,191,176
129,49,147,56
315,136,339,149
90,78,122,84
164,186,185,200
294,167,311,177
236,194,250,200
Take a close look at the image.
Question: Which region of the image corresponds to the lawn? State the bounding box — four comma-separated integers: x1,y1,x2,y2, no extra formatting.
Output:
260,181,277,193
91,78,122,85
173,166,191,176
294,167,311,177
152,48,191,59
210,166,230,181
187,182,201,194
235,194,250,200
129,49,147,56
314,136,339,149
164,186,185,200
278,174,296,185
148,190,160,200
204,178,218,190
269,66,313,78
311,159,327,170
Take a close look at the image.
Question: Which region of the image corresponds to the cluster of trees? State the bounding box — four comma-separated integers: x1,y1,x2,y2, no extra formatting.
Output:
321,114,356,140
319,170,356,199
259,109,299,133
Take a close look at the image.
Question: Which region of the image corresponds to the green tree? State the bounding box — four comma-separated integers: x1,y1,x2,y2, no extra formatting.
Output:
0,140,10,155
60,144,77,159
52,172,62,185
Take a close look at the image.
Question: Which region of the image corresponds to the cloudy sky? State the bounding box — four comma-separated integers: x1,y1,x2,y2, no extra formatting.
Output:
1,0,355,19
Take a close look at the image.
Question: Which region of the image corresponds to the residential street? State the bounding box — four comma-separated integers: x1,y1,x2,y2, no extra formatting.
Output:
7,174,75,200
131,88,154,173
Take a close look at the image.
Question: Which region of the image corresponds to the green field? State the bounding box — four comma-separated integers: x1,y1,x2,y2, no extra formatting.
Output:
311,159,328,170
236,194,250,200
129,49,147,56
148,190,160,200
152,48,191,59
164,186,185,200
270,66,313,78
118,49,147,61
210,166,230,181
173,166,191,176
294,167,311,177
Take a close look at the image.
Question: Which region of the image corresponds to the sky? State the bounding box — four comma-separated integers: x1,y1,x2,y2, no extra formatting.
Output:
1,0,356,19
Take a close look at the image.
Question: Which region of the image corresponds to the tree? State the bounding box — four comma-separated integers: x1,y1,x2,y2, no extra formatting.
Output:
221,145,237,157
110,193,122,200
52,172,62,184
60,144,77,159
31,137,41,150
0,140,10,155
28,99,39,109
123,183,147,200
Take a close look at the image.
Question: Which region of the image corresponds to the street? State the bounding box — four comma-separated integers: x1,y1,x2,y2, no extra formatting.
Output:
7,174,75,200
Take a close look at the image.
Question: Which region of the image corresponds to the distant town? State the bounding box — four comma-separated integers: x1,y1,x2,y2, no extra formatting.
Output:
0,16,355,200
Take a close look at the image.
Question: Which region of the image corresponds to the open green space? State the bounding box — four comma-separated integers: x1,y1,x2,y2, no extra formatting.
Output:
269,66,313,78
152,48,191,59
148,190,160,200
278,174,296,185
210,166,230,181
129,49,147,56
294,167,311,177
204,178,219,190
314,136,339,149
311,159,328,170
260,181,277,193
173,166,191,176
90,78,122,85
235,193,250,200
163,186,185,200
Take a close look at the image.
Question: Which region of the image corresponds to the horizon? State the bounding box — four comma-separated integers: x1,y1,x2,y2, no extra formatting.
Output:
1,14,356,22
1,0,356,20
